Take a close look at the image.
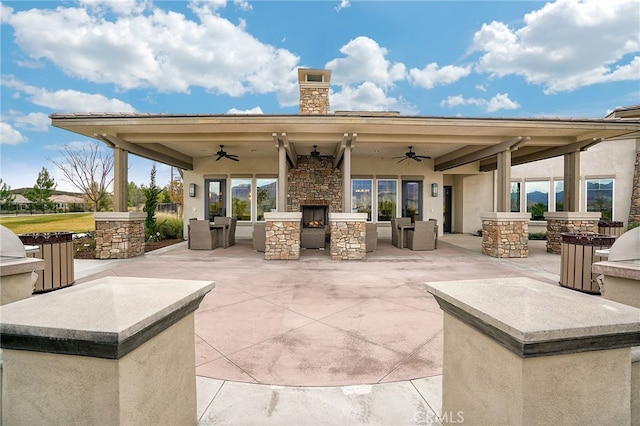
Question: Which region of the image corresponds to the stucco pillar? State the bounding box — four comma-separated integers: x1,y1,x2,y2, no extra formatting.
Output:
564,150,580,212
426,277,640,426
496,149,511,212
0,276,214,426
342,143,352,213
113,147,128,212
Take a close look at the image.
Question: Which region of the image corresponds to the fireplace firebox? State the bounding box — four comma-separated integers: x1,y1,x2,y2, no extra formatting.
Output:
301,205,328,228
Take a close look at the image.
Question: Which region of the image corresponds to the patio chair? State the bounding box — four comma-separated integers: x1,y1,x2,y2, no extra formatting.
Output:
188,219,218,250
391,217,411,248
365,222,378,252
213,217,237,248
253,222,266,252
406,221,436,251
428,218,439,249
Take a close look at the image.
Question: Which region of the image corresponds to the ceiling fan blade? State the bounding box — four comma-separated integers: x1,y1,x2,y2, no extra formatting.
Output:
228,156,239,162
413,157,423,162
397,157,409,163
392,155,406,159
215,155,223,161
415,155,431,159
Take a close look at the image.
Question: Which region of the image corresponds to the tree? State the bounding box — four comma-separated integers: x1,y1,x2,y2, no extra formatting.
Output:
128,182,145,210
143,164,162,238
0,179,15,211
168,177,183,204
24,167,56,213
49,142,113,212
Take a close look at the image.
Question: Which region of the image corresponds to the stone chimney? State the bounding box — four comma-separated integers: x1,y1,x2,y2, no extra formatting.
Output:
298,68,332,115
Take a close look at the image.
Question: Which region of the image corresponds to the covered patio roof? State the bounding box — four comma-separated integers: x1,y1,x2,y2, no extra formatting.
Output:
51,112,640,172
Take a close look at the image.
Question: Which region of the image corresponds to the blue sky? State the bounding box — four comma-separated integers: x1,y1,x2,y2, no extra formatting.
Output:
1,0,638,192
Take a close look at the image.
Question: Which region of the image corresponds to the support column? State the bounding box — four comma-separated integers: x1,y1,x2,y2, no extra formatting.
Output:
277,140,287,212
113,147,128,212
564,151,580,212
480,212,530,258
94,212,146,259
0,276,214,425
342,142,352,213
329,213,366,260
264,212,301,260
426,277,640,426
544,211,601,254
496,149,511,212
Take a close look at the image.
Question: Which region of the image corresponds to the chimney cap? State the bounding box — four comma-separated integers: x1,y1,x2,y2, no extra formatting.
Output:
298,68,332,86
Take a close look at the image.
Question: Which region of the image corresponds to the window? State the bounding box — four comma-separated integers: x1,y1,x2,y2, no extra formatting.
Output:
205,179,226,221
586,178,614,221
525,181,549,220
554,180,564,212
510,182,521,212
256,178,277,221
230,178,251,221
402,180,423,222
377,179,397,221
352,179,372,221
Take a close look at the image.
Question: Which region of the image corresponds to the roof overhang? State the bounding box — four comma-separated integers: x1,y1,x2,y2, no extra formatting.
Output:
50,113,640,172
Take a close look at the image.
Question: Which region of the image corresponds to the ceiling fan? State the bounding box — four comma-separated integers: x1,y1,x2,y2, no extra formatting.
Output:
310,145,321,158
214,145,239,162
393,146,431,163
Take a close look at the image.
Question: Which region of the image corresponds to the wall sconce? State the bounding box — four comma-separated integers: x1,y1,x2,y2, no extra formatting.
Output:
189,183,196,197
431,183,438,197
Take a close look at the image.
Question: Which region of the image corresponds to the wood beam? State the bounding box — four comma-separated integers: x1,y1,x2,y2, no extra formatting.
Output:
334,133,348,169
479,138,601,172
434,137,528,171
281,132,297,168
97,134,193,170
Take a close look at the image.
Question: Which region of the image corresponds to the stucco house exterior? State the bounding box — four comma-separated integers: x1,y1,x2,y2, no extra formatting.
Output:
51,69,640,259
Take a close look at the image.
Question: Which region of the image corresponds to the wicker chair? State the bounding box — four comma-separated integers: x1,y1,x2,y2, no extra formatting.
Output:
188,219,218,250
391,217,411,248
406,221,436,251
253,222,266,252
365,222,378,252
428,218,439,249
213,217,237,248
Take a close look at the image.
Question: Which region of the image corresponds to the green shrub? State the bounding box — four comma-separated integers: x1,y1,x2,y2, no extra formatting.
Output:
154,214,183,240
528,232,547,240
627,222,640,231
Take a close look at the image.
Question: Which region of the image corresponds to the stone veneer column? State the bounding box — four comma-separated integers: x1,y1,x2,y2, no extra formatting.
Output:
0,276,214,425
264,212,301,260
629,149,640,224
94,212,146,259
480,212,530,258
544,211,601,254
426,277,640,426
329,213,367,260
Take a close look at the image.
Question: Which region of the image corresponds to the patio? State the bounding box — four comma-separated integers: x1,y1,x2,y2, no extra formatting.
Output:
74,233,561,424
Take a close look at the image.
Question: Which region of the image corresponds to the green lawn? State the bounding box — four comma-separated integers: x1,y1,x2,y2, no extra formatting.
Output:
0,213,95,235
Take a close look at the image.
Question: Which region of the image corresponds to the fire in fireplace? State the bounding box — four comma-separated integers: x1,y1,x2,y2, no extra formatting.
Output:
301,205,328,228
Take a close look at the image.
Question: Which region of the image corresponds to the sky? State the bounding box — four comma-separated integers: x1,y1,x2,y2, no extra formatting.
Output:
1,0,639,192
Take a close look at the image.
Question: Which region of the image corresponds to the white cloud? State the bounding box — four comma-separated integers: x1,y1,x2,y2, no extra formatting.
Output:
330,82,408,112
8,111,50,132
472,0,640,93
440,93,520,113
1,76,136,112
0,122,27,145
226,107,264,114
475,84,487,92
336,0,350,12
326,37,406,88
409,63,471,89
2,2,299,96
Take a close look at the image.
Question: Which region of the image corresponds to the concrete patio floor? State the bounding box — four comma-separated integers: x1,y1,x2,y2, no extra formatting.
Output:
75,233,562,425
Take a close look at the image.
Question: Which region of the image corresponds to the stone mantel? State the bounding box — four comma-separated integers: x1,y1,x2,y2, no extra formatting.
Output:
264,212,302,221
480,212,531,221
544,212,602,221
94,212,147,221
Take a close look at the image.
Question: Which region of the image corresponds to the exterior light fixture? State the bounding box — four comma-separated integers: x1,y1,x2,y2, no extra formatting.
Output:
431,183,438,197
189,183,196,197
